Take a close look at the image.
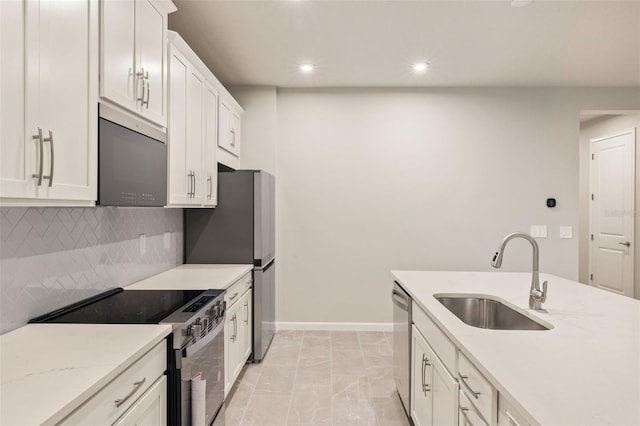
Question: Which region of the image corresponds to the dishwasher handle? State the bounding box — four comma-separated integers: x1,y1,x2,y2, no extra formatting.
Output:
391,289,410,311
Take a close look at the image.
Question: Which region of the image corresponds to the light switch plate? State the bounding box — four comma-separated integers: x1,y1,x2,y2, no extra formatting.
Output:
530,225,548,238
164,232,171,249
559,226,573,239
139,234,146,255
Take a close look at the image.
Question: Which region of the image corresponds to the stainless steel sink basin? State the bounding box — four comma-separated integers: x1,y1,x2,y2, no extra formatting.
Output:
434,295,550,330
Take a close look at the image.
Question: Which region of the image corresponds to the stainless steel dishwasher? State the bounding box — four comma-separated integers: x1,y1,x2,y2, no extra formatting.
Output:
392,281,412,417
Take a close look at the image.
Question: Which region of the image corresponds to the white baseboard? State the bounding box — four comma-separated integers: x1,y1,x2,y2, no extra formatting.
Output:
276,322,393,332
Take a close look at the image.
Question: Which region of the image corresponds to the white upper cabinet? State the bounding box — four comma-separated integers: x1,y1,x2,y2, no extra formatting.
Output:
100,0,175,129
217,96,243,169
167,31,218,208
0,0,98,205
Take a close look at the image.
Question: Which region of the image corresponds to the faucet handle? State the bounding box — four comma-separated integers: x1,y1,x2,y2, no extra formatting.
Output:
541,280,548,303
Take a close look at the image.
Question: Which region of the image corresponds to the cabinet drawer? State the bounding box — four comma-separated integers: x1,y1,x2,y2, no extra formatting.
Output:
458,352,496,424
225,272,252,307
498,393,530,426
60,341,166,425
412,302,456,375
459,390,488,426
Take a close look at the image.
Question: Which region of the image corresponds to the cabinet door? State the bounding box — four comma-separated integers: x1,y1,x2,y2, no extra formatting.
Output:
412,326,433,426
218,98,232,154
185,67,204,205
113,376,167,426
25,0,97,201
203,82,218,207
167,46,190,205
135,0,166,127
224,301,240,396
230,110,241,155
100,0,136,110
0,0,33,199
240,288,253,362
412,325,458,426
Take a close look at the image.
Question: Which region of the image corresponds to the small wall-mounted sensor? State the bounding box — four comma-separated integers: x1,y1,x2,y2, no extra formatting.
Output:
546,198,556,208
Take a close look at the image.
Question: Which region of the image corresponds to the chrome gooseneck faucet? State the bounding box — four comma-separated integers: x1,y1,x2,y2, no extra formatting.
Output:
491,232,548,310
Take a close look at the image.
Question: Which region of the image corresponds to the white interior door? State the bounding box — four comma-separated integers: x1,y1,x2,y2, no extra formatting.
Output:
590,129,636,297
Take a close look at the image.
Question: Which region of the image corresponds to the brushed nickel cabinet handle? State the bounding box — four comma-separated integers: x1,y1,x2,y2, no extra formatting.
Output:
136,68,146,104
192,171,196,197
114,377,146,407
619,241,631,247
144,71,150,108
244,300,248,324
229,291,239,301
459,373,481,399
32,127,44,186
422,354,431,394
207,176,212,200
43,130,54,187
230,128,236,147
460,407,472,426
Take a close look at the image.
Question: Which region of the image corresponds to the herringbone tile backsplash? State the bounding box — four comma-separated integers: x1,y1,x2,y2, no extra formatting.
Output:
0,207,183,334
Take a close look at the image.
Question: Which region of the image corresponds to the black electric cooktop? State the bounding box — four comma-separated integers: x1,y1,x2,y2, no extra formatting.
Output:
30,288,210,324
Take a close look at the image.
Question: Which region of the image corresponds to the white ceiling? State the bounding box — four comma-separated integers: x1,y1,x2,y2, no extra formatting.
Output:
169,0,640,88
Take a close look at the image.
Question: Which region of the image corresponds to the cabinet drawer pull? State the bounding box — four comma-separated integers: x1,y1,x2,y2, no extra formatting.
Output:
144,72,150,108
244,301,249,324
230,128,236,147
114,377,146,407
459,373,481,399
32,128,44,186
207,176,212,200
460,407,472,426
229,292,239,301
136,68,146,103
421,354,431,394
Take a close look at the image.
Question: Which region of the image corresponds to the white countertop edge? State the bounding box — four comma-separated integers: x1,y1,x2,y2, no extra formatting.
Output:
126,264,253,291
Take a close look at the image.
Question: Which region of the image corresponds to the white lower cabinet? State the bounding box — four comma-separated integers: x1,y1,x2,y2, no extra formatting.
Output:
113,376,166,426
224,272,253,396
497,394,530,426
60,340,167,425
411,324,458,426
459,390,488,426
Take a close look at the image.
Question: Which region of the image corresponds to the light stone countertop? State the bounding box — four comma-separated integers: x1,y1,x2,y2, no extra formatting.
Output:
125,264,253,291
0,323,171,426
391,270,640,426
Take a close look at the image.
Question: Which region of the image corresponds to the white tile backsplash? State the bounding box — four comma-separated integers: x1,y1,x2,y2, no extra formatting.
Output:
0,207,183,334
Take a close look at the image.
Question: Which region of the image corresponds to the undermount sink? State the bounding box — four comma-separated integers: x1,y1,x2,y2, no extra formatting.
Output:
434,295,550,331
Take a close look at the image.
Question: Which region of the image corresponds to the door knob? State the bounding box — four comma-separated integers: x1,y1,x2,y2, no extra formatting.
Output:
619,241,631,247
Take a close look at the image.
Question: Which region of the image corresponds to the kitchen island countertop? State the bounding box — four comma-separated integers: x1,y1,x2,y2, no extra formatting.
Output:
392,270,640,426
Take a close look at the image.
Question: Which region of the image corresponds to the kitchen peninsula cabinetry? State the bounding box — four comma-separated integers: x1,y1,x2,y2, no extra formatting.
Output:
411,304,459,426
100,0,176,128
224,272,253,396
0,0,97,205
167,32,218,207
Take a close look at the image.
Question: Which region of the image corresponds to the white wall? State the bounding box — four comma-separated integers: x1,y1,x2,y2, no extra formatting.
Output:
271,88,640,326
579,114,640,298
229,86,277,175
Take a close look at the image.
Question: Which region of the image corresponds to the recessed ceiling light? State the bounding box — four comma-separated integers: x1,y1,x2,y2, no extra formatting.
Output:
413,63,428,73
511,0,532,7
299,64,314,73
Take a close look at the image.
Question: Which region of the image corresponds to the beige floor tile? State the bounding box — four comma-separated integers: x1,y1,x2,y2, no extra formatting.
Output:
239,362,264,387
361,342,392,357
263,344,302,366
296,356,331,385
303,330,331,338
366,366,396,398
241,394,291,426
357,331,388,345
227,380,255,411
300,336,331,359
372,395,411,426
255,364,297,395
332,350,366,375
271,330,304,348
224,406,246,426
331,331,360,351
287,384,331,425
331,397,377,426
332,374,371,408
363,353,393,369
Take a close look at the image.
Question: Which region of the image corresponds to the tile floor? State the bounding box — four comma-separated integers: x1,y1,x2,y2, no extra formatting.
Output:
223,330,410,426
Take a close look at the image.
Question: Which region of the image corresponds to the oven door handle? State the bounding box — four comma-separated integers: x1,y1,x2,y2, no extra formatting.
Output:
184,321,224,358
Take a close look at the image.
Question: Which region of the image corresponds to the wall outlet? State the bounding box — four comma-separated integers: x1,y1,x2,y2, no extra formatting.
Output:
559,226,573,239
139,234,146,255
164,232,171,249
530,225,547,238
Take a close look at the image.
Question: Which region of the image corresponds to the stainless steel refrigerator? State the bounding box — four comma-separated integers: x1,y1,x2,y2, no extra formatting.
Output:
184,170,275,362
